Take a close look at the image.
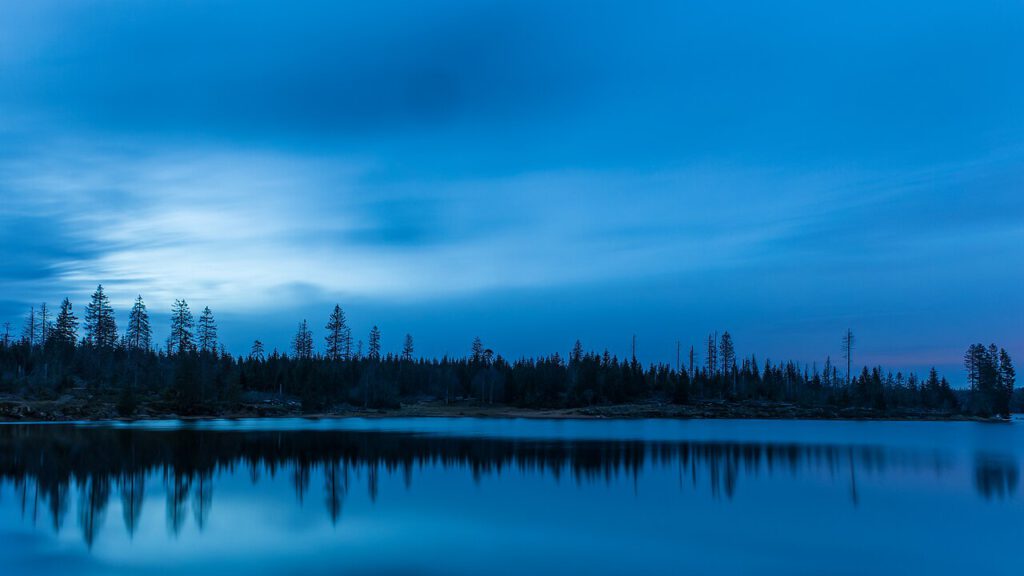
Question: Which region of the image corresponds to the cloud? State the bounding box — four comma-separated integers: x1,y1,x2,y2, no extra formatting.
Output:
0,0,1021,374
2,136,1020,318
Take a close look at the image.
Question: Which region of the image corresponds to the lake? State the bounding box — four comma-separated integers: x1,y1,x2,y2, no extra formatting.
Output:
1,417,1021,575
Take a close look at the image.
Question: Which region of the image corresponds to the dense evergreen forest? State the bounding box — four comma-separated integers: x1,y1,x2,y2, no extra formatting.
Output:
0,285,1017,419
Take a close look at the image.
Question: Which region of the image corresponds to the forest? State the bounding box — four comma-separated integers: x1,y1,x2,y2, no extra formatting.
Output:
0,285,1017,419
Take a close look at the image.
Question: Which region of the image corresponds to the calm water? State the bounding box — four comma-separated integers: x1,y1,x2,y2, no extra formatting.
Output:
1,417,1021,575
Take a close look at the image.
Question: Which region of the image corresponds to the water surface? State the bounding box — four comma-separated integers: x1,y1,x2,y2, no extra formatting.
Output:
1,417,1021,575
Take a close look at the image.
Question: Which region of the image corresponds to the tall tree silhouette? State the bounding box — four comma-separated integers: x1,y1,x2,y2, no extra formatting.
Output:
841,329,855,386
292,320,313,359
197,306,218,352
368,326,382,361
126,296,152,350
324,305,351,361
571,339,584,364
998,349,1015,419
21,306,36,346
85,285,117,348
719,331,736,394
168,299,195,354
38,302,51,345
402,334,414,361
52,298,79,346
250,340,265,361
471,337,484,363
705,332,718,377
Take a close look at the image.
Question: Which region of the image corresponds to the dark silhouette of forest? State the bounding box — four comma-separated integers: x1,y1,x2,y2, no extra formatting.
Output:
0,424,1016,547
0,286,1017,419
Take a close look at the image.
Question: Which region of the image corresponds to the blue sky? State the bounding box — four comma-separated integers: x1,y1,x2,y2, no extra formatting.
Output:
0,0,1021,380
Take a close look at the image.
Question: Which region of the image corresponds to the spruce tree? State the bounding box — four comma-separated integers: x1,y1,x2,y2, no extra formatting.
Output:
53,298,79,346
250,339,265,361
292,320,313,359
169,299,195,354
719,331,737,396
126,295,152,350
998,349,1015,419
705,332,718,378
402,333,415,361
85,284,118,348
571,339,584,364
197,306,218,352
324,305,350,361
368,326,381,361
719,332,736,375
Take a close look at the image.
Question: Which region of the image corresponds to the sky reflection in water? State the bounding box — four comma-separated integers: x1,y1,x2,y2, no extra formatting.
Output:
0,418,1021,575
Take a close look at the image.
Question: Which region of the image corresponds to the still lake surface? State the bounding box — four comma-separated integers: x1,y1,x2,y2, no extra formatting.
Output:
0,417,1021,575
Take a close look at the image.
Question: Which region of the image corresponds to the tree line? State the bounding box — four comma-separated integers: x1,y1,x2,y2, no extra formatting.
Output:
0,285,1016,418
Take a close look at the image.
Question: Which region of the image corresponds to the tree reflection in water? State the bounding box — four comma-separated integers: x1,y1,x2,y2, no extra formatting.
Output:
0,425,1015,547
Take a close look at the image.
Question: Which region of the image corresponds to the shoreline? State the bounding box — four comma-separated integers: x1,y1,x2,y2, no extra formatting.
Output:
0,397,1004,424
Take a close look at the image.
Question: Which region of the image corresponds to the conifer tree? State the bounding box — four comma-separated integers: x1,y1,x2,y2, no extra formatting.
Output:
85,285,118,348
292,320,313,359
197,306,218,352
368,326,382,361
169,299,195,354
324,305,351,361
705,332,718,377
719,331,736,395
998,348,1015,419
250,339,265,361
471,337,484,363
402,333,415,361
719,332,735,376
571,339,584,364
52,298,79,346
126,296,152,350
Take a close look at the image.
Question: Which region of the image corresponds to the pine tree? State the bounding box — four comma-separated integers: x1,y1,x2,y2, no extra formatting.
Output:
250,339,265,361
998,348,1015,419
368,326,382,361
402,333,414,361
85,285,118,348
705,332,718,377
571,339,584,364
169,299,195,354
719,331,736,396
52,298,79,346
197,306,218,352
471,337,484,362
292,320,313,359
719,332,735,374
688,345,695,379
126,296,152,350
324,305,350,361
